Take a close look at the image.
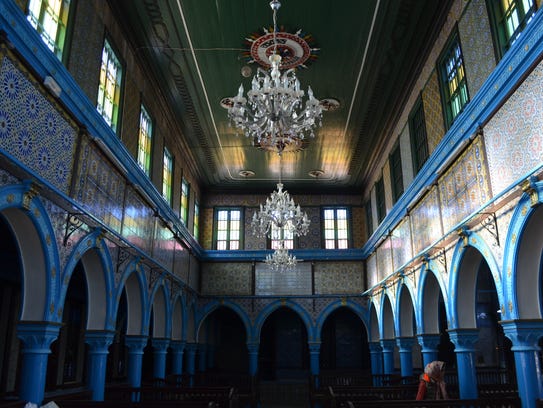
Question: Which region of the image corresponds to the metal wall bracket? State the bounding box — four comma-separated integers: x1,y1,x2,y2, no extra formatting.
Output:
480,212,500,247
63,213,85,246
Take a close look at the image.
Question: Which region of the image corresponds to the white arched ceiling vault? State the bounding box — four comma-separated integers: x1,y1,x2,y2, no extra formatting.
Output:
116,260,147,336
418,267,444,334
380,294,395,339
59,230,114,331
171,295,184,341
503,186,543,320
396,283,416,337
369,303,380,342
149,280,170,338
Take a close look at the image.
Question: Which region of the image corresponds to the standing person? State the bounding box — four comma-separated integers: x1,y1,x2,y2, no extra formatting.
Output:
416,361,449,400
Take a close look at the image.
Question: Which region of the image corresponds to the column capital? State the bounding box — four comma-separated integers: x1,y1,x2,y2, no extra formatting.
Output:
152,337,170,351
501,319,543,351
85,330,115,353
396,336,415,351
170,340,186,352
17,321,61,352
308,341,321,353
417,333,441,350
368,341,382,353
448,328,478,352
124,335,148,352
380,339,395,351
246,342,260,354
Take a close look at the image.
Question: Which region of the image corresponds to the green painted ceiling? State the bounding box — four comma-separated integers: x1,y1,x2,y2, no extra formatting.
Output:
110,0,452,194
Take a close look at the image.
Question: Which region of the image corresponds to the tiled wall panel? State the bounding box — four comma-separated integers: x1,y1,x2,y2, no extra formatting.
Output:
314,262,364,294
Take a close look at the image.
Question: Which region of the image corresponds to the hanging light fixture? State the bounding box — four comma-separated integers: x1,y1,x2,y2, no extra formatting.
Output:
265,245,297,272
227,0,323,153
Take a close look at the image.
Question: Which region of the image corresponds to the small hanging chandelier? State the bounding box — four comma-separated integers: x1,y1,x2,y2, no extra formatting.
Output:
265,245,297,272
227,0,323,153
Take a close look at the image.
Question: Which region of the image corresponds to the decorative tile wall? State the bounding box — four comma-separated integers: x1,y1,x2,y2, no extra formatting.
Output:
439,136,491,232
485,59,543,195
391,218,412,271
422,70,446,154
255,262,312,296
458,0,496,97
152,223,175,271
201,262,252,295
376,237,393,283
298,207,321,249
410,186,442,255
314,262,364,294
0,56,77,195
122,186,155,253
172,240,189,282
366,253,378,288
74,137,125,234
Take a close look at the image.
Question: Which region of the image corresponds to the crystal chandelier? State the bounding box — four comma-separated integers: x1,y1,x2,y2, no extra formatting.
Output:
228,0,323,153
265,245,297,272
251,182,310,239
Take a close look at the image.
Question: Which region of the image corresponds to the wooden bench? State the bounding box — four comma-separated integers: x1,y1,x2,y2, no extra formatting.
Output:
342,396,522,408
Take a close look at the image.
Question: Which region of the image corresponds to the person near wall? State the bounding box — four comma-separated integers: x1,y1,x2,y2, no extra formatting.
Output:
416,360,449,400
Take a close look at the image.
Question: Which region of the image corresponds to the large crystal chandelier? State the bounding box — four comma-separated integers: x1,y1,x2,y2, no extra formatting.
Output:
228,0,323,152
265,245,297,272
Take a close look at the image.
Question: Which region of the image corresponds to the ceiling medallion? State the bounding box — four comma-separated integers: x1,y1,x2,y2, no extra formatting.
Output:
319,98,341,112
227,0,323,155
308,169,325,178
238,169,256,177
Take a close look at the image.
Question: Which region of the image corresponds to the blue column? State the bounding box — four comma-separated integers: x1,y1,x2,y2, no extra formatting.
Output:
380,339,395,375
396,337,414,379
246,342,259,377
170,341,186,376
308,342,321,389
368,342,383,386
501,320,543,408
124,335,148,388
185,342,198,386
198,343,207,372
152,338,170,379
17,321,61,406
85,330,115,401
207,345,216,369
448,328,478,399
417,333,440,368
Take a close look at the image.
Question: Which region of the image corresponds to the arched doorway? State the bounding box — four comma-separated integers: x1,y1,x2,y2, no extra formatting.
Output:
47,262,88,389
0,215,22,398
259,307,309,381
107,289,128,382
320,307,370,374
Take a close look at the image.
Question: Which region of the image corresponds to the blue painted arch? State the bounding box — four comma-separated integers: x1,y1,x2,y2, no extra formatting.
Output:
114,259,148,336
147,278,172,338
417,260,449,334
252,299,316,342
314,299,369,342
195,300,252,343
395,280,417,337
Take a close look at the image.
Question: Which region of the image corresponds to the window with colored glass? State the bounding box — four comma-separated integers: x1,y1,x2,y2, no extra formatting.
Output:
488,0,536,58
193,200,199,239
97,38,123,133
214,208,242,250
181,178,189,225
323,207,350,249
375,177,386,223
137,105,152,176
27,0,71,61
409,97,429,174
162,147,173,205
438,31,469,129
270,223,295,249
389,143,403,204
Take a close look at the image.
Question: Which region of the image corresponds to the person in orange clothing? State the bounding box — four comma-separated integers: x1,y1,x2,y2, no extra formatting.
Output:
416,361,449,400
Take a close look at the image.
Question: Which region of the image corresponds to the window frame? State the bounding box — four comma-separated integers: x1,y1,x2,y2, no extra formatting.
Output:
97,36,124,134
162,147,173,205
180,178,190,225
389,142,404,204
26,0,74,63
322,207,351,249
437,27,469,130
409,96,429,175
268,224,296,250
365,200,373,238
487,0,537,60
375,176,386,224
213,207,244,250
137,104,153,176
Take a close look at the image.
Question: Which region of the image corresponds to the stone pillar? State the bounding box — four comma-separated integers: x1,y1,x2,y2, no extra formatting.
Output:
308,342,321,389
124,335,148,388
417,333,441,368
85,330,115,401
198,343,207,372
185,342,198,386
448,328,479,399
152,338,170,380
380,339,396,375
246,342,259,377
501,320,543,408
17,322,61,405
170,340,186,376
369,342,383,386
396,337,414,379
